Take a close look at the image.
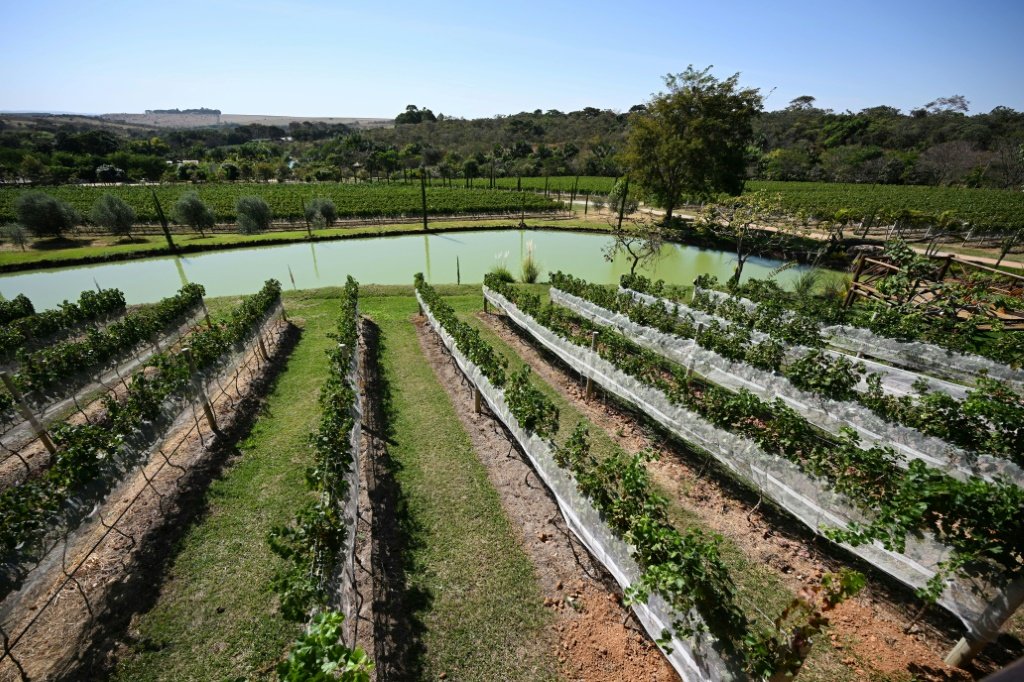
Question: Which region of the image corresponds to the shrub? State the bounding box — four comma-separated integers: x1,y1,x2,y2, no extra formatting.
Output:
15,192,79,238
1,223,29,251
173,192,216,237
236,195,272,234
90,194,135,238
305,197,338,227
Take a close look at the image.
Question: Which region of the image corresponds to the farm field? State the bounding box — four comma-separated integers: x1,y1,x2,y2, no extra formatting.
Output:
1,279,1022,681
494,176,1024,231
0,183,561,224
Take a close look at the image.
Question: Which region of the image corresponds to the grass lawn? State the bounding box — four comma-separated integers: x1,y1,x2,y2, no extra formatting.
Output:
111,286,554,681
109,289,339,681
362,288,555,680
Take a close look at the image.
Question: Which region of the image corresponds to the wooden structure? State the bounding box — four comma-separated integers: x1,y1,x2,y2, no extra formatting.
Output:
845,253,1024,331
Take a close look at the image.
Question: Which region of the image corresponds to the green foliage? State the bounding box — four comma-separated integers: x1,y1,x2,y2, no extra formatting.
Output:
277,611,373,681
236,195,272,234
0,183,561,224
0,293,34,325
783,350,865,401
90,193,136,237
416,274,507,387
8,285,201,394
1,223,29,250
0,287,125,362
172,191,216,235
14,191,79,237
496,274,1024,606
624,66,762,218
504,366,559,439
488,264,515,283
305,197,338,227
0,280,282,560
269,277,359,620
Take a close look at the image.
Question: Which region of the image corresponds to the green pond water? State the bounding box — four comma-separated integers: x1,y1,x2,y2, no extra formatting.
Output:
0,229,807,309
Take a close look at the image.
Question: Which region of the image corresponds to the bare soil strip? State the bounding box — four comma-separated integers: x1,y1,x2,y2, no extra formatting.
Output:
477,308,1022,681
414,313,677,681
0,320,296,682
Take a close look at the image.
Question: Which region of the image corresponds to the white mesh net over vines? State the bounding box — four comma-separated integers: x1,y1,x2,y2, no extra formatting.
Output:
694,286,1024,391
551,287,1024,488
623,287,969,401
484,285,1024,642
418,290,739,681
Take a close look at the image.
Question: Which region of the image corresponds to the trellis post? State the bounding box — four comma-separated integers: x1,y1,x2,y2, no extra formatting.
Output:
1,371,56,454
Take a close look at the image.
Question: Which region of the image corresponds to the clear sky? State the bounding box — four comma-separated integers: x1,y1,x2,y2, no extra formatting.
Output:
2,0,1022,118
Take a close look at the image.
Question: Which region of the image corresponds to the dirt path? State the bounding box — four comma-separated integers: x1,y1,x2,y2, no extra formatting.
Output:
414,313,677,681
475,308,1008,681
0,320,295,682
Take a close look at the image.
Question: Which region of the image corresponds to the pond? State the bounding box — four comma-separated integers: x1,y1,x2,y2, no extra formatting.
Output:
0,229,808,309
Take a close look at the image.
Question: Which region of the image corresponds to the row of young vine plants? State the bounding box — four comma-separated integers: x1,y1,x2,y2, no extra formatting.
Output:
268,276,374,681
599,272,1024,470
0,279,284,585
417,274,864,679
0,288,126,361
482,274,1024,615
675,277,1024,466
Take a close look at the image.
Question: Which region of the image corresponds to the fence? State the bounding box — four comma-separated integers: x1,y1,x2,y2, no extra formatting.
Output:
0,302,288,681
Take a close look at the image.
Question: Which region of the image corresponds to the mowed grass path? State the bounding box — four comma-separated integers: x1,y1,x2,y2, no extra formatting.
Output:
110,287,553,681
110,289,339,680
363,289,554,680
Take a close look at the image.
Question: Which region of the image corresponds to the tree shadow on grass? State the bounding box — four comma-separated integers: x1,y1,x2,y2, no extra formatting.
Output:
361,318,430,680
31,236,94,250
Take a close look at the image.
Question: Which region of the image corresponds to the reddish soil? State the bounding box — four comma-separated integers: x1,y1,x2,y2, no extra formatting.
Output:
415,314,677,681
477,309,1008,682
0,321,294,682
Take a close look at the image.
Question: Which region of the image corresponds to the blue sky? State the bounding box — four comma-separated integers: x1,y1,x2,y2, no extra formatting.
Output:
2,0,1022,118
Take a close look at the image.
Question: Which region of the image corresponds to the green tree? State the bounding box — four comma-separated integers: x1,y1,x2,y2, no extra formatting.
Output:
173,191,215,237
236,195,272,234
90,193,136,238
305,197,338,227
695,190,794,285
1,223,29,251
15,191,79,238
624,65,762,224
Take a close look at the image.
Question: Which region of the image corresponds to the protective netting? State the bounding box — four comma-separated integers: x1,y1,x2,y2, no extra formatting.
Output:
695,286,1024,391
484,285,1024,641
550,288,1024,488
0,302,289,680
0,301,285,594
624,288,969,401
327,309,363,637
0,304,206,447
418,290,739,681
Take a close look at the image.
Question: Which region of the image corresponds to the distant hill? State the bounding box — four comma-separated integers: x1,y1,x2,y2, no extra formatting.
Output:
96,111,393,129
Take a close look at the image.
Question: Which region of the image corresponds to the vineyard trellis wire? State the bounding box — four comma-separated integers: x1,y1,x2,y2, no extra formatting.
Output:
415,287,737,681
481,283,1024,659
0,300,289,682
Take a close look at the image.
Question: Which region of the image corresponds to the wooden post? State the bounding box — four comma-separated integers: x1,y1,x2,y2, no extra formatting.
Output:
474,387,482,414
937,254,953,281
420,168,428,231
201,297,214,328
257,335,271,361
844,255,866,308
585,331,598,400
279,304,288,323
483,295,489,314
584,192,589,216
1,372,56,454
183,348,218,433
944,582,1024,668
